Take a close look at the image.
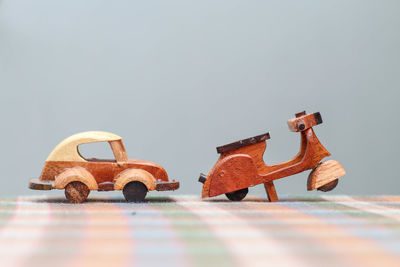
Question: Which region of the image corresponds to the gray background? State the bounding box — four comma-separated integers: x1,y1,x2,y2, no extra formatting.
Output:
0,0,399,197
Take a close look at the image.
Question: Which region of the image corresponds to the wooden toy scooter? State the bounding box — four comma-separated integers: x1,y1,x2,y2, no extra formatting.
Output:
198,111,346,202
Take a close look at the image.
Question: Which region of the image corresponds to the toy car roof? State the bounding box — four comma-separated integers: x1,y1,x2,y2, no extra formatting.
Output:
46,131,122,162
216,132,270,154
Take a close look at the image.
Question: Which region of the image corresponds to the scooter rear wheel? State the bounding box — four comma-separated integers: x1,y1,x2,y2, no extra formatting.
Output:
317,179,338,192
225,188,248,201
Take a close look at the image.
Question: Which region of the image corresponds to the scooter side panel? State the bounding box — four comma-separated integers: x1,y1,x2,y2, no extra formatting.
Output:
207,154,259,197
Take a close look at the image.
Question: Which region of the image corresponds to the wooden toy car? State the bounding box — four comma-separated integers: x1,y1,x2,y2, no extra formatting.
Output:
29,131,179,203
198,111,346,202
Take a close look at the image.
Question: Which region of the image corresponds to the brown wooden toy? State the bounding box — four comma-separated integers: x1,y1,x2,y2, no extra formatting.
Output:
198,111,346,202
29,131,179,203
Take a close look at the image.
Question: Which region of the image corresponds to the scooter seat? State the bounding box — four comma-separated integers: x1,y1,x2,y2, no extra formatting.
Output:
216,132,270,154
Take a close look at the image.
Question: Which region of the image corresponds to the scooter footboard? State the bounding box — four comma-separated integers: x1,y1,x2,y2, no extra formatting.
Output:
202,154,259,198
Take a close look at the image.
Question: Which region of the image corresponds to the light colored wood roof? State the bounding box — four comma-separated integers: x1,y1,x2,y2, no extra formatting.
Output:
46,131,122,162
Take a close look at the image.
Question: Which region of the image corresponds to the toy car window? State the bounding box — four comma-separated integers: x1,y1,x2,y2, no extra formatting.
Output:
78,142,117,162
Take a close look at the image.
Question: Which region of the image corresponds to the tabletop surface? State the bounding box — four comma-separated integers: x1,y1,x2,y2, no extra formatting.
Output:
0,195,399,267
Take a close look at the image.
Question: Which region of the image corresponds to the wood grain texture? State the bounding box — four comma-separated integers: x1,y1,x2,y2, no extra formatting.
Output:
201,111,344,201
33,131,179,197
64,181,90,204
29,178,53,190
216,132,270,154
97,181,114,191
113,168,156,191
307,160,346,191
287,112,322,132
264,182,278,202
47,131,122,162
155,180,180,191
54,167,98,190
40,159,168,185
208,154,258,198
109,140,128,162
203,128,330,198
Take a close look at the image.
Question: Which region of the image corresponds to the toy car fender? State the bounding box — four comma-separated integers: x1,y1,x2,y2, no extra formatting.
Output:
114,168,156,191
54,167,98,190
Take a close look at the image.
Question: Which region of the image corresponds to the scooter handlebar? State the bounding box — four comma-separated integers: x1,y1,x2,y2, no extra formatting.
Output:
287,112,323,132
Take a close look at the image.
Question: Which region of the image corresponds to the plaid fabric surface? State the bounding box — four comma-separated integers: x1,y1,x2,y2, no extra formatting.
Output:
0,195,399,267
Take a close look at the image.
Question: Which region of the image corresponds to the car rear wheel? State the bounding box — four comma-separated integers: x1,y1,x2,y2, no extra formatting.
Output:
225,188,248,201
123,181,148,202
65,181,90,204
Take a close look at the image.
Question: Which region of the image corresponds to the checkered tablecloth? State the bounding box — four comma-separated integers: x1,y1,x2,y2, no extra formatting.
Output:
0,195,399,267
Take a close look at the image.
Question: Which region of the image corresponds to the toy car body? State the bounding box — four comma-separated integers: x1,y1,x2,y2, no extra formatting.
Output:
29,131,179,203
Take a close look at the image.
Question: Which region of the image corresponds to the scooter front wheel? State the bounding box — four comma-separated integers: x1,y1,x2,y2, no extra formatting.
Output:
225,188,248,201
317,179,338,192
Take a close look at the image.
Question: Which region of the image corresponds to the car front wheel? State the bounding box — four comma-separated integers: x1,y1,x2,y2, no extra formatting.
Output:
123,181,148,202
65,181,90,204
